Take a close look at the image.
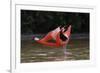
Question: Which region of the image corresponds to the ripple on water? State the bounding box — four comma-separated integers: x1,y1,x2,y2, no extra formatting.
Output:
36,53,47,56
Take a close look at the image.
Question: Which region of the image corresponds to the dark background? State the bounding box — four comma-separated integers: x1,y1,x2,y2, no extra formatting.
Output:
21,10,89,34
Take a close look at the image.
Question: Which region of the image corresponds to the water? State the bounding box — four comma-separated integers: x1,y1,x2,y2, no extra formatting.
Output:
21,39,89,63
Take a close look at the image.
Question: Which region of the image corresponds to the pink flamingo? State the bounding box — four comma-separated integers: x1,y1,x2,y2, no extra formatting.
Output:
33,25,71,47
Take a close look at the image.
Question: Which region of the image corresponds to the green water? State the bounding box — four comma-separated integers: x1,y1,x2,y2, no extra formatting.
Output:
21,39,89,63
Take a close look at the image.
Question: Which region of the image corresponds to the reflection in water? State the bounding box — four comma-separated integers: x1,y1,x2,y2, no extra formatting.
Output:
21,39,89,63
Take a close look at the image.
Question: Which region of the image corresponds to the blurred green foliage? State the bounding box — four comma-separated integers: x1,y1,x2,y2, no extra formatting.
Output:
21,10,89,34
